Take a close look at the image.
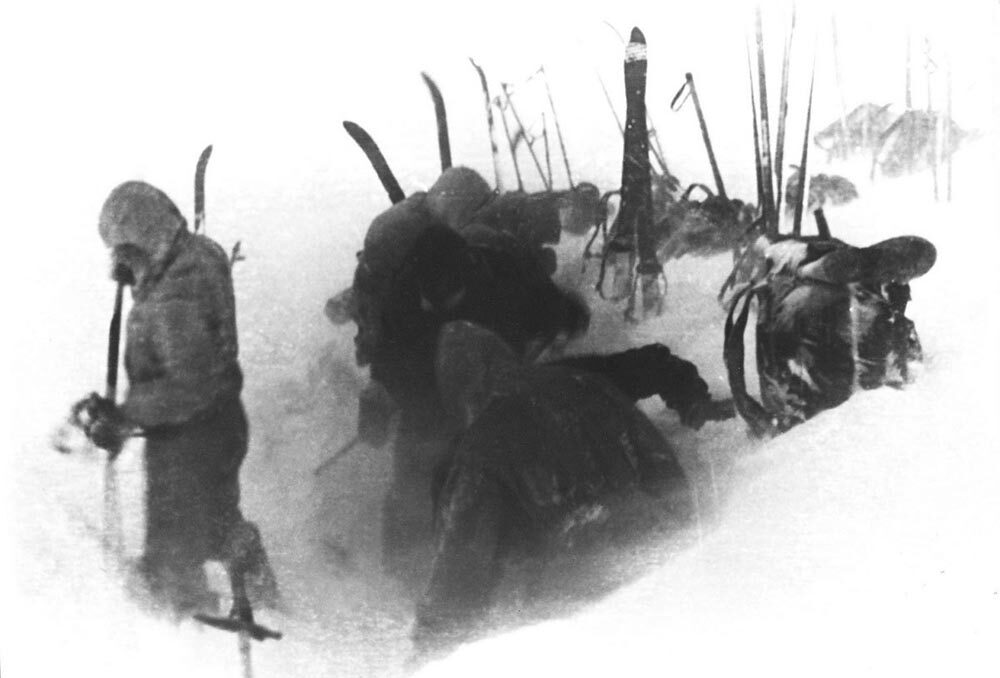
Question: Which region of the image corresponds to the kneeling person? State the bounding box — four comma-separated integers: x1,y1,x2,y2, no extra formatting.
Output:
415,322,693,642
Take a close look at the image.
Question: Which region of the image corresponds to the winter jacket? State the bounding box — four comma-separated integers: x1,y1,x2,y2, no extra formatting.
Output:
122,230,243,428
417,321,692,634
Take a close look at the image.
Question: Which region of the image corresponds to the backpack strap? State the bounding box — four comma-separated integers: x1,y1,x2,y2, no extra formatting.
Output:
723,283,782,438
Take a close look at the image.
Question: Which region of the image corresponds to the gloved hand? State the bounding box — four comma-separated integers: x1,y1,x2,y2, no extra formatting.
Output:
82,394,127,459
677,399,710,430
678,398,736,430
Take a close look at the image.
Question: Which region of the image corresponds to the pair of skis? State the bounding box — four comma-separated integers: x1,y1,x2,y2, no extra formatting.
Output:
592,27,665,322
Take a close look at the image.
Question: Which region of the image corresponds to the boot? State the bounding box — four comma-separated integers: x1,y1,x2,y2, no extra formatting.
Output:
224,521,281,610
129,554,220,618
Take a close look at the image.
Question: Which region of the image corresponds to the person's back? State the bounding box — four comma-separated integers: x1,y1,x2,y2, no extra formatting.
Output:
418,322,692,640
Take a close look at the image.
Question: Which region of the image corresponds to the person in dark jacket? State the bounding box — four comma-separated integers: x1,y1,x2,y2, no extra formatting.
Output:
415,321,694,644
343,168,592,587
362,218,589,586
87,181,277,616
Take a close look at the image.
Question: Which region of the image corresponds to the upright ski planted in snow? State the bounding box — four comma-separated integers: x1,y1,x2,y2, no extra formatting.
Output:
194,145,213,234
747,42,764,211
755,7,777,233
792,55,816,236
602,20,669,176
343,121,406,204
421,72,452,173
469,58,505,191
600,27,663,321
773,7,795,223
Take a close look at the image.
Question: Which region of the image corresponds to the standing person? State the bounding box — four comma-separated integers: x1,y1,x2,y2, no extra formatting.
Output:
86,181,277,616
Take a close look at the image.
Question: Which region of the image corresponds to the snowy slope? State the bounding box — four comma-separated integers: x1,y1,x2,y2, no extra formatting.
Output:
3,2,998,677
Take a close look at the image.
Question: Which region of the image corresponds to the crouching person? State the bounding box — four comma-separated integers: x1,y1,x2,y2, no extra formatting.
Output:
86,181,277,616
413,322,693,647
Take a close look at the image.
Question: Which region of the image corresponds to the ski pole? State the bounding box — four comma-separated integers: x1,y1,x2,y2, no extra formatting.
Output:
102,280,125,563
540,66,574,188
495,90,525,191
542,112,553,188
672,73,727,200
792,50,817,237
501,83,551,190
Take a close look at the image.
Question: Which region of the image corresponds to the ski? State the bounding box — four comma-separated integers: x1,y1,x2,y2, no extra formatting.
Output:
608,27,663,321
773,7,795,224
194,145,212,234
342,121,406,204
792,51,816,236
747,41,764,211
755,7,777,233
469,58,505,191
602,20,669,176
421,72,452,172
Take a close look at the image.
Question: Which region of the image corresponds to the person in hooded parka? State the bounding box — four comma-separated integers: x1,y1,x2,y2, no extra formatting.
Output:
86,181,277,615
414,321,694,642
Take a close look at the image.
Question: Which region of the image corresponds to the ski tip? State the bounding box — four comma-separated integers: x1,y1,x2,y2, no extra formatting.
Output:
626,28,647,62
343,120,357,132
198,145,213,164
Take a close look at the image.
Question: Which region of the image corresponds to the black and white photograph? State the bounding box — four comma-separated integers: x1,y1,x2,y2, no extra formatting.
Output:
3,0,998,676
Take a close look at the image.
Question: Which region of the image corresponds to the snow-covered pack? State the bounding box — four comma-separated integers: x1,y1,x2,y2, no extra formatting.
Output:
723,233,936,437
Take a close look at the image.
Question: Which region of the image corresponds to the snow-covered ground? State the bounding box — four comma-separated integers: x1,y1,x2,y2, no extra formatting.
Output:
2,2,998,677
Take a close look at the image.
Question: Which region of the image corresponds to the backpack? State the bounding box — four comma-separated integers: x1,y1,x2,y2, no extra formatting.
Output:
723,233,934,437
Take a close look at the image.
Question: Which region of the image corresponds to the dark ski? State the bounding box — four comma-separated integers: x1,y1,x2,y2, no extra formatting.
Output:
194,145,212,234
421,72,452,172
469,58,504,191
342,121,406,204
